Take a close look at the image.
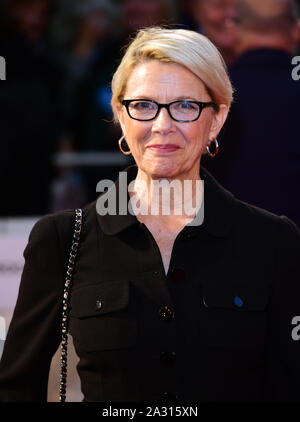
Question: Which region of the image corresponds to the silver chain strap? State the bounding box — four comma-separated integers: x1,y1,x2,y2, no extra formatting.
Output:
59,208,83,402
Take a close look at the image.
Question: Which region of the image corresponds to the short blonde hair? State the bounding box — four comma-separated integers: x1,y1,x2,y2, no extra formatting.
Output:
111,26,233,121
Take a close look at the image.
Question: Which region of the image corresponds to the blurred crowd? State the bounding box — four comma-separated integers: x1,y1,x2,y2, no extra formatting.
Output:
0,0,300,227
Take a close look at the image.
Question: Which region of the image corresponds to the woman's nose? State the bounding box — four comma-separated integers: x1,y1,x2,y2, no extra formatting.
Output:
152,107,175,133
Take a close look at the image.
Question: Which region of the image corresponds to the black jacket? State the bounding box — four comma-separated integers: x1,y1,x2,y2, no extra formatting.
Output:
0,165,300,402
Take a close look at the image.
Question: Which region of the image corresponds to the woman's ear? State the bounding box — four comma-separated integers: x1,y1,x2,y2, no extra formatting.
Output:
208,104,229,141
115,102,126,135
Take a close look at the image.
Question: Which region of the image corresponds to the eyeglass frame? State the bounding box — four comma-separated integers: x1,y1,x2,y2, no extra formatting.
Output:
121,99,218,123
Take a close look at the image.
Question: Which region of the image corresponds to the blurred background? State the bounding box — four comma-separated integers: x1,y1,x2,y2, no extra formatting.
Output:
0,0,300,221
0,0,300,401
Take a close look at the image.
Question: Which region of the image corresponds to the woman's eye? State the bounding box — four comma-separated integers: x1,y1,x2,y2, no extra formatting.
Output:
132,101,154,110
177,101,196,110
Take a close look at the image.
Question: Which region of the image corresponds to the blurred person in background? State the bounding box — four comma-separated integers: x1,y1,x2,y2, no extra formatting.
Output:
176,0,199,30
52,0,118,148
192,0,238,65
295,0,300,53
47,0,118,212
67,0,178,203
204,0,300,228
12,0,50,42
0,0,64,216
120,0,177,33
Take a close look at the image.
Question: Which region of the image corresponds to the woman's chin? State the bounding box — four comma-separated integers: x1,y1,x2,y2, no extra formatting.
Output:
144,162,181,179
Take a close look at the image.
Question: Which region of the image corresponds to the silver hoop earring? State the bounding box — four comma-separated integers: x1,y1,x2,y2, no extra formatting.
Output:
118,135,131,155
206,139,219,157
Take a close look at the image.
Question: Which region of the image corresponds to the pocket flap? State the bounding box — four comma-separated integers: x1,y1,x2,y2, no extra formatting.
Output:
70,280,130,318
202,281,269,311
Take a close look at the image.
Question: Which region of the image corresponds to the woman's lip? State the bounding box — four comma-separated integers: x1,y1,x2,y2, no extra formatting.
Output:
147,144,181,151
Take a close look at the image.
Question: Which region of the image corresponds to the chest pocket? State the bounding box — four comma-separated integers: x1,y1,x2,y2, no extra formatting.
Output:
199,280,270,349
69,280,137,352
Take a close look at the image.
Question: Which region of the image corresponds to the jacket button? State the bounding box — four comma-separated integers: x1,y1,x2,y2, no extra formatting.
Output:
169,267,186,282
95,300,103,311
158,305,175,321
160,351,176,365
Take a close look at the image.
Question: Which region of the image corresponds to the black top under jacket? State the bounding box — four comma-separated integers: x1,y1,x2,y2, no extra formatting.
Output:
0,165,300,402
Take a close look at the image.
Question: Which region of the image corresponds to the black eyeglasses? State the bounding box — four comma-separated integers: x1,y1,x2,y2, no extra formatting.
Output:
121,99,218,122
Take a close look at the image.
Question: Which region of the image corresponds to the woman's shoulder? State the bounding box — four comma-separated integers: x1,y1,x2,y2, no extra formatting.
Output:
233,196,300,250
235,196,298,228
28,208,75,244
27,201,97,251
203,166,300,243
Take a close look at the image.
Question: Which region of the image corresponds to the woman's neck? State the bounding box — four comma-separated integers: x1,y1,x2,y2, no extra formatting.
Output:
128,166,203,220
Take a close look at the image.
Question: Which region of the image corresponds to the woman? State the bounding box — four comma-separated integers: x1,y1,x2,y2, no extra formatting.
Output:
0,27,300,402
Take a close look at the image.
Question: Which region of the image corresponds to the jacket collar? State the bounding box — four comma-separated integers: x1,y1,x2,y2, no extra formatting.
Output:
95,164,236,237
